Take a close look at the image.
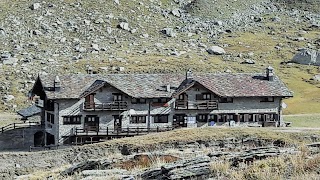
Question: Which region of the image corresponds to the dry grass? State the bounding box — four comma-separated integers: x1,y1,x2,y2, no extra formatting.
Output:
115,153,178,170
0,113,20,127
209,153,320,180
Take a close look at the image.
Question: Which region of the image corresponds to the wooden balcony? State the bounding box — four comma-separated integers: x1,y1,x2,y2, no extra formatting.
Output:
83,101,128,111
175,100,218,110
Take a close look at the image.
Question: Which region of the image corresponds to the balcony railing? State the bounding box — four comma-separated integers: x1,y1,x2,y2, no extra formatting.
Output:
175,100,218,110
83,101,128,111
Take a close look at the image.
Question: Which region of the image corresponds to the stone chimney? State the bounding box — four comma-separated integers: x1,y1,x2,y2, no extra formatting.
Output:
186,69,193,82
54,75,61,91
266,66,274,81
166,84,171,92
87,66,93,74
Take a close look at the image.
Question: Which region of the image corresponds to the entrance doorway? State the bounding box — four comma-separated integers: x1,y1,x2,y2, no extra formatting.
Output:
46,132,55,145
84,115,99,132
113,115,121,130
173,114,187,128
34,131,44,147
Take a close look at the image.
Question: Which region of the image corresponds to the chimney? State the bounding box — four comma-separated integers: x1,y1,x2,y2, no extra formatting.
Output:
266,66,274,81
54,75,61,91
186,69,193,82
87,66,93,74
166,84,171,92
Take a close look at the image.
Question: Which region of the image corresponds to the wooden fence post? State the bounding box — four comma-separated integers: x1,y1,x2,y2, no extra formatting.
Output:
127,127,129,136
13,123,16,129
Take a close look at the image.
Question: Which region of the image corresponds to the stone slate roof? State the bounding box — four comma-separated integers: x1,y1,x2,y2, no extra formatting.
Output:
192,73,293,97
17,104,41,118
38,72,293,100
39,74,101,99
80,74,184,98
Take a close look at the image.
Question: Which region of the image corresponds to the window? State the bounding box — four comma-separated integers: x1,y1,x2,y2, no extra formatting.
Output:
219,97,233,103
202,93,211,100
216,114,236,122
130,116,146,123
208,114,217,122
47,112,54,124
131,98,146,104
153,115,169,123
113,94,122,101
261,97,274,102
178,94,185,100
63,116,81,125
197,114,208,122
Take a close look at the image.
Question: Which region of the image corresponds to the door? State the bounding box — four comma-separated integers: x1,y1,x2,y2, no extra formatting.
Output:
85,94,95,109
173,114,187,128
113,115,121,130
84,116,99,132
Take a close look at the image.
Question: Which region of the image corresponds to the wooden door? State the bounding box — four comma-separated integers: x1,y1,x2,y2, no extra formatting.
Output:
85,94,95,109
173,114,187,128
84,116,99,132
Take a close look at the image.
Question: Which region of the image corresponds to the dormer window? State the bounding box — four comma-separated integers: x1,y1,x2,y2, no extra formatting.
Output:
261,97,274,102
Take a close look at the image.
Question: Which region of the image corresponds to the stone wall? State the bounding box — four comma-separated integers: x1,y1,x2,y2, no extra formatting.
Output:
0,125,43,151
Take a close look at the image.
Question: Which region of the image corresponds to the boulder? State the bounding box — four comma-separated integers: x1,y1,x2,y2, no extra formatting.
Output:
207,46,226,55
161,28,176,37
171,9,181,17
30,3,41,10
291,49,320,66
61,159,111,176
2,58,18,65
311,74,320,81
119,22,130,31
3,95,15,102
141,156,210,180
241,59,255,64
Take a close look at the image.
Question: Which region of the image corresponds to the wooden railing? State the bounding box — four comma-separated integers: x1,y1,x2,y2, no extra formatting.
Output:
1,122,41,133
175,100,218,110
83,101,128,111
73,126,173,136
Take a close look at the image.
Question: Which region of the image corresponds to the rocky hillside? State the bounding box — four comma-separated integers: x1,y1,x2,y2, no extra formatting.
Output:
0,0,319,113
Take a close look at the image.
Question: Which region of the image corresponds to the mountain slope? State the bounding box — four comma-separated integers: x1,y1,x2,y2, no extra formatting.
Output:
0,0,319,113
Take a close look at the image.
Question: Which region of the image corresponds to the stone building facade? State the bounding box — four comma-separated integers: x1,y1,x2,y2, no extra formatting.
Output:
29,67,292,146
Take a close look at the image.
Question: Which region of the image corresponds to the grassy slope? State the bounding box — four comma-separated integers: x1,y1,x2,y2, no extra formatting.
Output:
219,15,320,114
284,114,320,127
